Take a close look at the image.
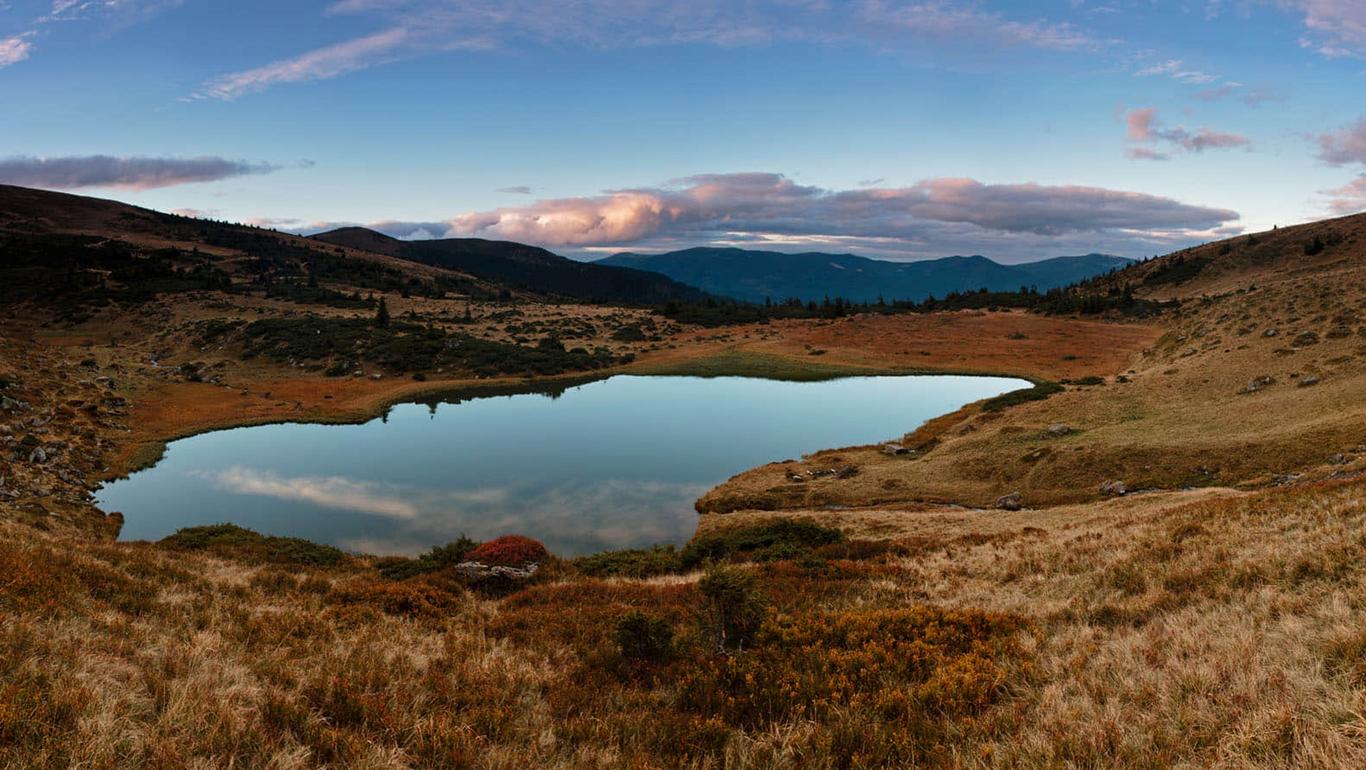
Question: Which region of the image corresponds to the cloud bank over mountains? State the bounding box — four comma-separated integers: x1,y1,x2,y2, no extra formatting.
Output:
348,172,1241,261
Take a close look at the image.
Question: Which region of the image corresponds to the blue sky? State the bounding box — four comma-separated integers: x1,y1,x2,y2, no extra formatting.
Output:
2,1,1364,262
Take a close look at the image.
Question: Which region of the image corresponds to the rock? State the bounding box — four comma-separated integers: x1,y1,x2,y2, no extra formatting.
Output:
1326,324,1352,339
1298,375,1321,387
1262,328,1278,338
28,446,47,464
1242,375,1275,393
1293,331,1319,347
1045,424,1073,438
785,471,806,483
1100,480,1127,497
833,465,860,479
996,492,1023,511
881,443,907,456
454,561,539,582
1327,453,1349,465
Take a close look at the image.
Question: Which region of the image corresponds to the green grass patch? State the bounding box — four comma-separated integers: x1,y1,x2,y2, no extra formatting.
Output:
980,381,1064,412
681,519,845,568
158,524,347,568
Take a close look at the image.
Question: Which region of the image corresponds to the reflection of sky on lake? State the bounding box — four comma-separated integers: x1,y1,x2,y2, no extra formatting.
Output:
98,374,1027,556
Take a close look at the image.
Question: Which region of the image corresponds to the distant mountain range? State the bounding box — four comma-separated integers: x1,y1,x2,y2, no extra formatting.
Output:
596,247,1133,303
312,227,711,305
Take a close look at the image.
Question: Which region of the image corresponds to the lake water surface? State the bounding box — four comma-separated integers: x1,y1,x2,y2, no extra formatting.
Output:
98,374,1028,556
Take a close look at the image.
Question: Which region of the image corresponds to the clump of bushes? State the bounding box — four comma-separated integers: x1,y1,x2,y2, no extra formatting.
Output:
614,610,675,662
375,536,478,580
465,535,549,567
573,545,682,578
158,524,347,568
980,381,1064,412
697,565,768,652
680,519,845,568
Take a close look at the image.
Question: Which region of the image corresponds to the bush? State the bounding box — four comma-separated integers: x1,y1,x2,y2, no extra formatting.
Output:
614,610,675,662
376,536,478,580
980,381,1064,412
573,546,682,578
680,519,844,568
158,524,347,568
465,535,549,567
698,565,767,652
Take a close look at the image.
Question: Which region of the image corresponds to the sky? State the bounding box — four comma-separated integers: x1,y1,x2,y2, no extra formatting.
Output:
2,0,1365,263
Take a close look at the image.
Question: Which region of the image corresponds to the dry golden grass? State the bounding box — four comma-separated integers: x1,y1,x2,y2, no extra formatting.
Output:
2,478,1362,768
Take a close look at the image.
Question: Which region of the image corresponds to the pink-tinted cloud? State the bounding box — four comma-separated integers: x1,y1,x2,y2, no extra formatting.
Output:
1321,175,1366,214
1290,0,1366,58
1124,108,1250,158
352,172,1240,260
1316,117,1366,166
0,155,280,190
0,35,33,68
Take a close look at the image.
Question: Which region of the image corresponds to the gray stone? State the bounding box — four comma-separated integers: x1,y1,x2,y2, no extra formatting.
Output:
1100,480,1127,497
996,492,1023,511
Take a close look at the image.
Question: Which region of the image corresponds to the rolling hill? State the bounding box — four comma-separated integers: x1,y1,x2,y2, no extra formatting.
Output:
596,247,1132,303
312,228,711,305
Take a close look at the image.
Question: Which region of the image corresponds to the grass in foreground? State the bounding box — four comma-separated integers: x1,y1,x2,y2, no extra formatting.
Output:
1,478,1363,767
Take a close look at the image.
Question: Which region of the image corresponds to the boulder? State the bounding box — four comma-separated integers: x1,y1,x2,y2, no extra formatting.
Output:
996,492,1023,511
1293,331,1320,347
1045,424,1073,438
1242,375,1275,394
454,561,539,582
881,443,907,456
1298,375,1321,387
1100,480,1127,497
1262,328,1278,338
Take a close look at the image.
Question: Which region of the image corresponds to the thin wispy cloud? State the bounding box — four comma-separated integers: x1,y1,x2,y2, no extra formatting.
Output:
497,185,533,195
195,27,412,100
0,154,281,190
195,1,1103,99
1124,107,1250,157
347,171,1240,260
1136,58,1219,84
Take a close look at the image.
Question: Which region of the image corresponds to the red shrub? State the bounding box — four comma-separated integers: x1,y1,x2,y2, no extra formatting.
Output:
465,535,549,567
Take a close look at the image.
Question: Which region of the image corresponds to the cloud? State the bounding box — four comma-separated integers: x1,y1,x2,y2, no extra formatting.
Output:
1321,175,1366,214
1135,58,1219,84
195,27,416,100
496,185,533,195
1124,108,1250,157
355,171,1239,260
207,466,420,519
0,154,280,190
1288,0,1366,58
0,35,32,67
197,1,1102,98
1315,117,1366,165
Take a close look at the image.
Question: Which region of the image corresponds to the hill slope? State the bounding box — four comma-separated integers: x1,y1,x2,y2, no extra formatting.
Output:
313,228,711,305
597,247,1131,302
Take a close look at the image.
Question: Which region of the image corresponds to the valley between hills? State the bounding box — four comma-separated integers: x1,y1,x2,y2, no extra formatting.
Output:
1,183,1364,768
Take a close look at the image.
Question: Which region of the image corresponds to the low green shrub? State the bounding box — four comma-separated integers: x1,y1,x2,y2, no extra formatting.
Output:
158,524,346,568
614,610,675,662
980,381,1064,412
680,519,844,568
573,546,682,578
